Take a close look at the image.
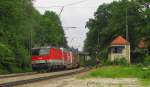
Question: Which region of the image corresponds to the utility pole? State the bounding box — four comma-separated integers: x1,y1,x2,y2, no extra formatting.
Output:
96,29,100,61
70,38,74,47
97,30,100,48
30,29,32,57
63,27,77,48
126,8,129,40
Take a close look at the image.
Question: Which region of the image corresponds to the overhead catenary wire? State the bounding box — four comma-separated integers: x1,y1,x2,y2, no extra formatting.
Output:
35,0,97,16
35,6,97,9
59,6,64,16
33,0,92,50
63,0,90,7
35,0,92,8
36,0,90,7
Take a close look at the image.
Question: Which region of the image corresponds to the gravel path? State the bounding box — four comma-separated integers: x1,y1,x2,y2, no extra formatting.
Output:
16,73,146,87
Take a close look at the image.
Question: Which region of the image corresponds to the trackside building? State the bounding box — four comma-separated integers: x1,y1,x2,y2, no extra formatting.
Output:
108,36,130,63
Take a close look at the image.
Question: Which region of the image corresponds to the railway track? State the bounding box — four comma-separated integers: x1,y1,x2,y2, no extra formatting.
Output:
0,67,90,87
0,69,74,79
0,72,37,79
0,69,68,79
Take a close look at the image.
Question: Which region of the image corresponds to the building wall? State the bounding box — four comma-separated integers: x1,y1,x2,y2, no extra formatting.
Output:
109,44,130,63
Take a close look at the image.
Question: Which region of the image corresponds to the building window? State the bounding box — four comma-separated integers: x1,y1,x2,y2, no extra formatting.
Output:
112,46,124,53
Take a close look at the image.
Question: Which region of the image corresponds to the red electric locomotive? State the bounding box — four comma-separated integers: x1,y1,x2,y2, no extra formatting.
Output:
31,46,79,71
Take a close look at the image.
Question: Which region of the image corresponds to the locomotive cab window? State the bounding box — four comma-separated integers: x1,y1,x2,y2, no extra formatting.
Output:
32,49,40,56
39,48,50,55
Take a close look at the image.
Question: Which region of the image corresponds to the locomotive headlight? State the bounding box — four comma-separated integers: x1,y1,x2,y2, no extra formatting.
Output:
32,61,35,64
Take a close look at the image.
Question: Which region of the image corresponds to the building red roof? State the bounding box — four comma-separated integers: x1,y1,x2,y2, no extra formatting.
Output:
138,38,147,48
111,36,129,45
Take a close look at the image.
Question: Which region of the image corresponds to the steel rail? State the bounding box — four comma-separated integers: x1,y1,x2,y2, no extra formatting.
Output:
0,67,91,87
0,72,37,79
0,69,72,79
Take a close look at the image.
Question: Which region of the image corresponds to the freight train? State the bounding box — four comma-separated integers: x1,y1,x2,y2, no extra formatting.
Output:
31,46,80,71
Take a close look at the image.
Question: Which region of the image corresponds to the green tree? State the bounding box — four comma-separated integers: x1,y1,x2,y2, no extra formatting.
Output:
35,11,67,47
0,43,15,72
0,0,67,73
85,0,150,63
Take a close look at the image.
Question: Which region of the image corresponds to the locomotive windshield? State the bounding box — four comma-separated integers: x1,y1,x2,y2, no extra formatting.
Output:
32,48,50,56
39,48,50,55
32,49,40,56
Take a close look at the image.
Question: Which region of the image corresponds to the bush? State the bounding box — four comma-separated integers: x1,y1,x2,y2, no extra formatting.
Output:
144,56,150,66
99,58,129,66
100,59,112,65
14,47,31,71
131,48,146,64
112,58,129,66
98,48,108,60
0,43,16,73
141,69,150,79
136,63,144,67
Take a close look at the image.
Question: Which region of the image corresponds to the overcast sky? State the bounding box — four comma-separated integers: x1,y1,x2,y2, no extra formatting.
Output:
33,0,115,51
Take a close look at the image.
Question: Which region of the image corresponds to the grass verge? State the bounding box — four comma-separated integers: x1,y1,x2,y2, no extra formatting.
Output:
80,66,150,86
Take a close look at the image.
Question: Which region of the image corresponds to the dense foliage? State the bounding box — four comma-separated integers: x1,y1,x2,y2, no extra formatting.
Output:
33,11,67,47
0,0,67,73
84,0,150,63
